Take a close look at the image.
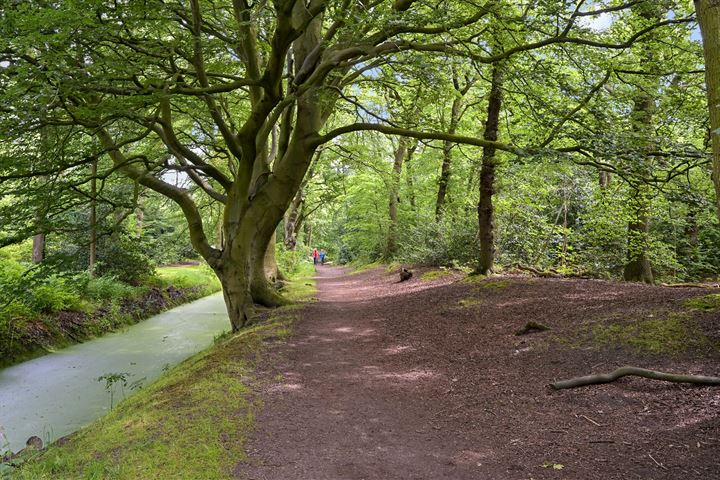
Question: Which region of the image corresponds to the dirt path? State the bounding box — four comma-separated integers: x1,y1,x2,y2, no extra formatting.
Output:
235,266,720,480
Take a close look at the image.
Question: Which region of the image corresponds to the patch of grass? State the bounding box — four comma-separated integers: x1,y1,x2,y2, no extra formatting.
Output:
13,314,294,480
385,261,401,274
584,314,711,354
460,273,486,284
420,269,453,281
684,294,720,311
479,280,512,289
153,265,222,297
457,298,483,307
347,261,382,275
281,261,317,303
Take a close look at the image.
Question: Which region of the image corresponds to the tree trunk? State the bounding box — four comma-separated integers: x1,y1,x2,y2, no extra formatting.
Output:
623,188,654,283
623,3,659,284
32,233,45,264
435,74,467,221
135,207,144,239
89,159,98,276
284,187,304,250
215,257,255,332
695,0,720,222
384,137,409,260
599,170,611,189
250,232,289,307
476,62,503,275
623,94,655,283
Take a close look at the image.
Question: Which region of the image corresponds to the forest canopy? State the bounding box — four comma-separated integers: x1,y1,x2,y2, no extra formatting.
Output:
1,0,719,331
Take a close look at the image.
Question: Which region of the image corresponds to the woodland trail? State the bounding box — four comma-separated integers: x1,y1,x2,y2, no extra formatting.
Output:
236,266,720,480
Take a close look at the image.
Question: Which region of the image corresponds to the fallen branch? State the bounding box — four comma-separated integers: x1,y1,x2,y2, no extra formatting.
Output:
550,366,720,390
661,282,720,289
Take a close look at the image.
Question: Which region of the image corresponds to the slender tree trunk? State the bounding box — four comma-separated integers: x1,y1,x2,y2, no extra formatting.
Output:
599,170,611,189
135,207,144,239
384,137,409,260
284,187,305,250
435,95,463,221
89,159,98,277
32,233,45,264
476,62,503,275
406,155,417,211
695,0,720,222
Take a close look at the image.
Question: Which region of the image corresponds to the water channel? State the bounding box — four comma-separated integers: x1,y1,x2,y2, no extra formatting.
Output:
0,293,228,452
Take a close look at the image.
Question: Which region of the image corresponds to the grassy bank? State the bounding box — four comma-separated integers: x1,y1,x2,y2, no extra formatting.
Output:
5,265,316,479
0,265,221,368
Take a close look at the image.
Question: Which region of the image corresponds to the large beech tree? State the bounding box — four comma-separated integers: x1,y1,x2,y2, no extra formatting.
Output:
0,0,699,330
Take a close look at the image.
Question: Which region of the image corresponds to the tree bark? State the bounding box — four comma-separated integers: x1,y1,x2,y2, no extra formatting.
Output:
435,73,469,221
216,255,255,332
89,159,98,277
695,0,720,222
623,3,660,284
476,62,503,275
32,233,45,264
384,137,409,260
250,231,289,307
284,188,305,250
599,170,611,189
623,98,655,284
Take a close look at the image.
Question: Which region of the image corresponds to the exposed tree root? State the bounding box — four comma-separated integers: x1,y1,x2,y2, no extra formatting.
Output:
550,366,720,390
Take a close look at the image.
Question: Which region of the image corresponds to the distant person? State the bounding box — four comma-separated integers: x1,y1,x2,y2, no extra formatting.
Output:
320,249,327,264
312,247,319,265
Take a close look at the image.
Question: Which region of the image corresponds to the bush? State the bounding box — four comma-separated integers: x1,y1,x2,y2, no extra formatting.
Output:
85,276,138,302
277,247,310,276
28,276,82,313
95,234,155,284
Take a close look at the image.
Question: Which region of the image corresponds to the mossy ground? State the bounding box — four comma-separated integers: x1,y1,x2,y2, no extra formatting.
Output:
570,312,714,355
9,269,315,480
457,298,483,307
684,293,720,311
420,269,453,281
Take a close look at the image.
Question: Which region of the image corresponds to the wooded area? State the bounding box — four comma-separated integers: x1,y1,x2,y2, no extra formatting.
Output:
2,0,720,333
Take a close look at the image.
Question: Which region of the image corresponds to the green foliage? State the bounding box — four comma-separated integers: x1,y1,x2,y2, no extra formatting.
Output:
94,234,155,284
27,277,82,314
85,276,138,303
153,265,220,297
276,247,312,277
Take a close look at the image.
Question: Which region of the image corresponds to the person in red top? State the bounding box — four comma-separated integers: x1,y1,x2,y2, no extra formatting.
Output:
312,247,319,265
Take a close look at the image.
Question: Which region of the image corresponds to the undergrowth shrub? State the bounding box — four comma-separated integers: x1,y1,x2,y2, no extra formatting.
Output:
85,276,138,302
29,277,82,313
277,248,309,276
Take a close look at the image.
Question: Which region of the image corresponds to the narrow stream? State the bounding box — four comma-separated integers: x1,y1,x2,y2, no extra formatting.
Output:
0,293,228,452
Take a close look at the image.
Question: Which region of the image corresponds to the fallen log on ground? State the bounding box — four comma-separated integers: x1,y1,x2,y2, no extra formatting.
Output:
660,283,720,289
550,366,720,390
